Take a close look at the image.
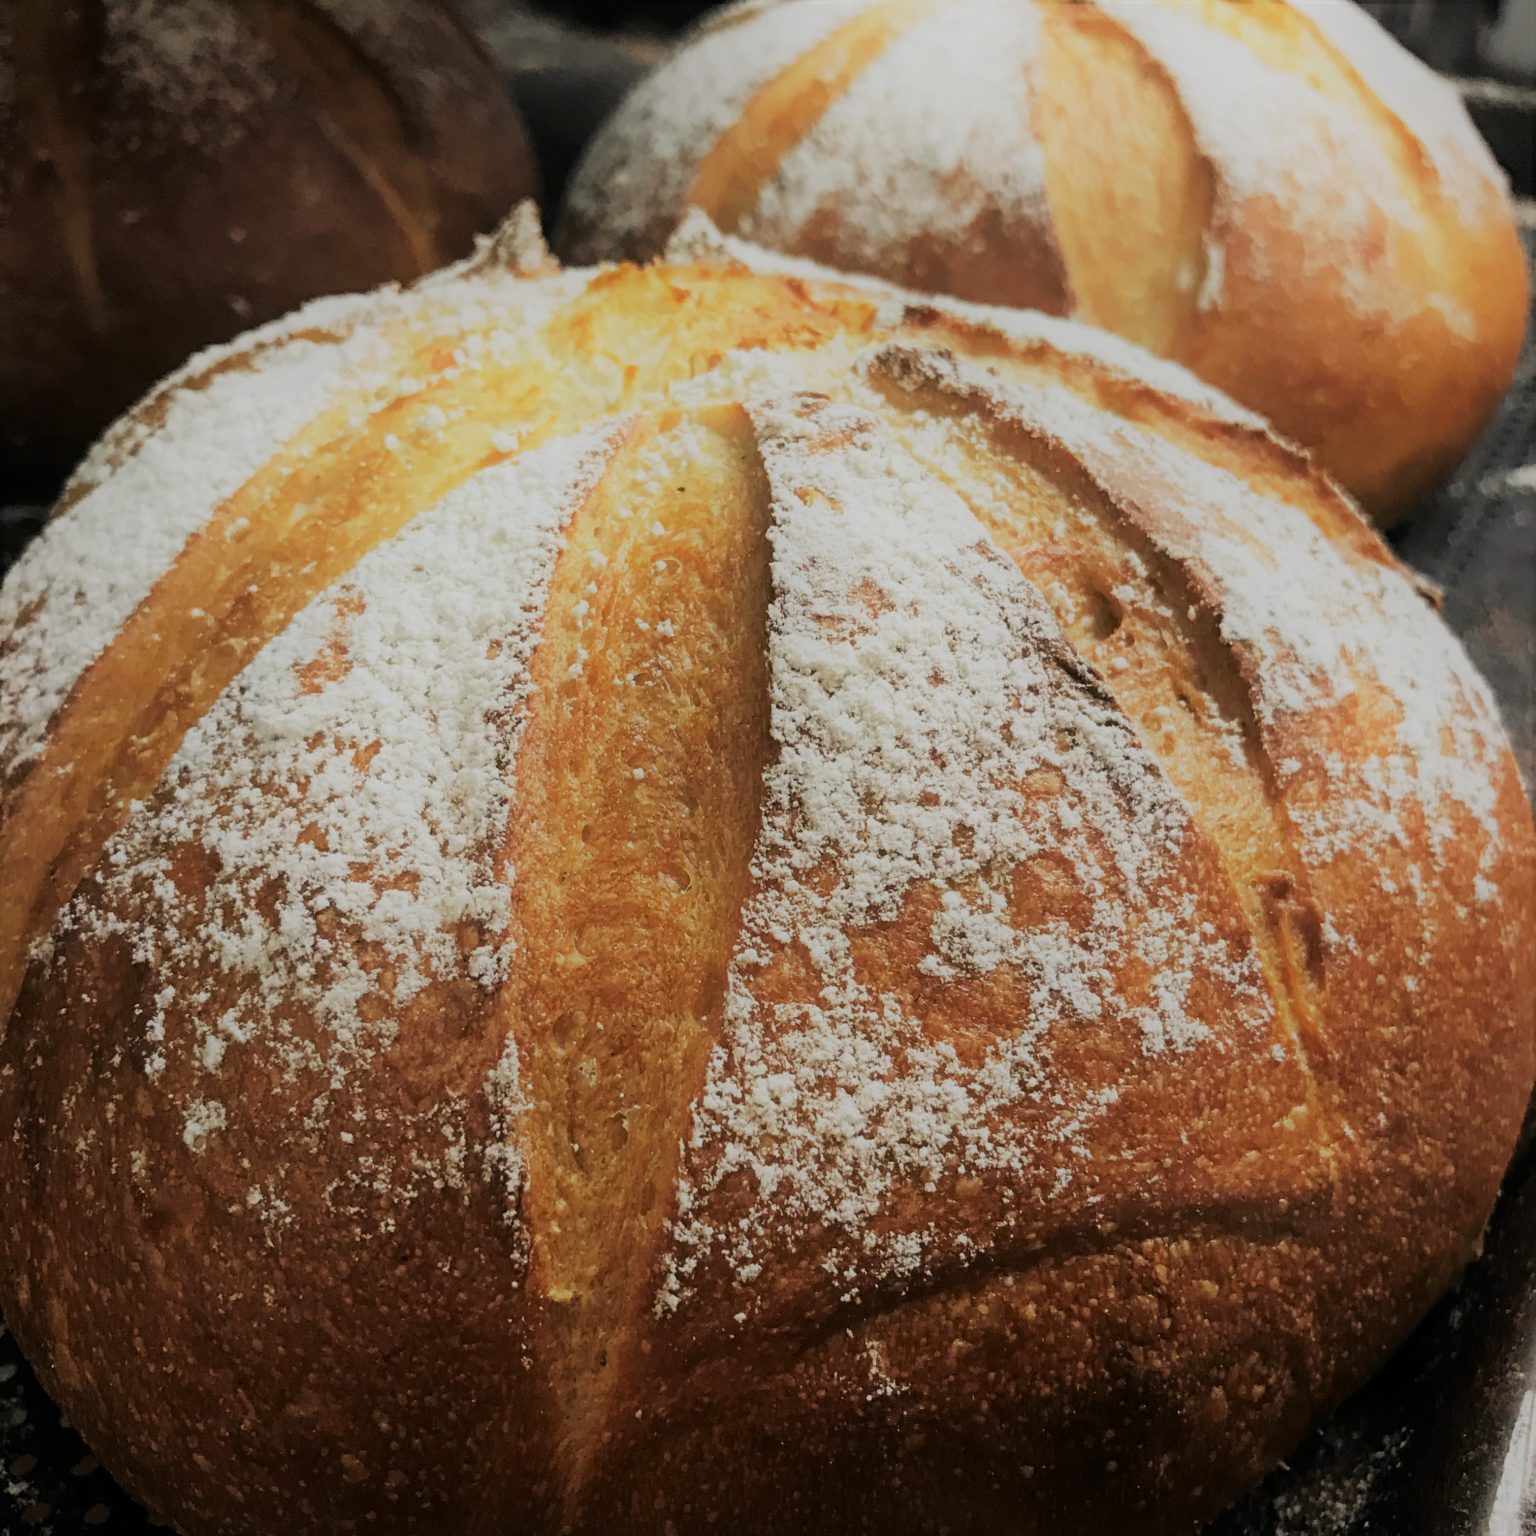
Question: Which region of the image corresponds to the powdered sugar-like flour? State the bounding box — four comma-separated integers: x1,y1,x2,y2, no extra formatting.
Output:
63,427,622,1201
659,394,1273,1311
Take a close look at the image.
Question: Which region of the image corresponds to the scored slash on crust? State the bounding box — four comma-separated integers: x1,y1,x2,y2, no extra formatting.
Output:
0,211,1530,1534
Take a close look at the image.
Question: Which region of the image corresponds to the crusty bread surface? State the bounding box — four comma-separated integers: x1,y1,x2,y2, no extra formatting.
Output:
0,0,537,483
0,213,1532,1536
559,0,1530,524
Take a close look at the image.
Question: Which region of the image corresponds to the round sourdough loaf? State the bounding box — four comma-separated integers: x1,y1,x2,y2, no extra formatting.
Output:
559,0,1529,526
0,0,537,485
0,211,1531,1536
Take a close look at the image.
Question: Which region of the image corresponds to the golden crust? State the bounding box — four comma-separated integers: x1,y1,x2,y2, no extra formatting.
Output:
0,228,1532,1536
558,0,1529,524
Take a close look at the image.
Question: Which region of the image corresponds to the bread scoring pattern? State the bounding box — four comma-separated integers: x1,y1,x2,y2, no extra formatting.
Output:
560,0,1529,522
0,215,1530,1536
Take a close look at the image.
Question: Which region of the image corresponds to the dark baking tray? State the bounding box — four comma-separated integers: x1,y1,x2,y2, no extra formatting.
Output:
2,15,1534,1530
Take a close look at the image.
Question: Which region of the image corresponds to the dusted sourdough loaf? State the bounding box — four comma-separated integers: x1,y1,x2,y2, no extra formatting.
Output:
0,0,537,483
560,0,1529,525
0,211,1532,1536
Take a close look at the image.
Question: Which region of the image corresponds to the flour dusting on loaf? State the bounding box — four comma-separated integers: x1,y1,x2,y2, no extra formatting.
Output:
0,293,382,785
105,0,279,135
563,0,1526,523
742,1,1056,281
565,0,855,260
1091,0,1416,315
0,271,588,794
1,230,1531,1536
1296,0,1505,199
657,395,1276,1312
876,349,1511,897
63,428,620,1171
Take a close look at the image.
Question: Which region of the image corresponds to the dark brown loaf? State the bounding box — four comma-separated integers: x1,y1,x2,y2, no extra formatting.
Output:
0,0,537,484
560,0,1530,526
0,215,1531,1535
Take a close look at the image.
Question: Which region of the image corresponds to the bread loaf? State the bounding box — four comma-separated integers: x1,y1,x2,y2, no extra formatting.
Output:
0,0,537,485
560,0,1529,525
0,210,1531,1536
